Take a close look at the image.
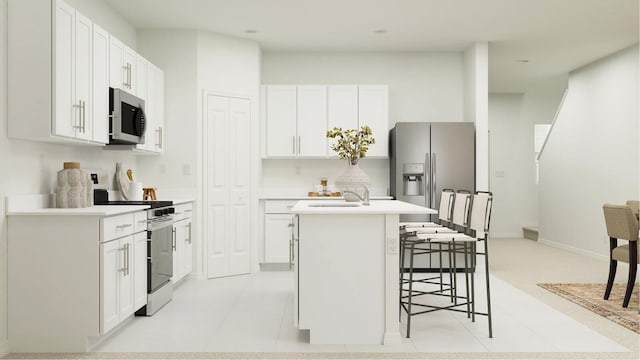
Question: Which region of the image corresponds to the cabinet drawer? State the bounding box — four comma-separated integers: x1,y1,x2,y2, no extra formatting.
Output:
102,213,135,242
264,200,297,214
174,203,193,221
134,210,148,234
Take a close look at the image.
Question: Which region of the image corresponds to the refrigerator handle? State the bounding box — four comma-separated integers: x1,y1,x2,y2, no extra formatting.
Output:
432,153,437,206
425,152,430,207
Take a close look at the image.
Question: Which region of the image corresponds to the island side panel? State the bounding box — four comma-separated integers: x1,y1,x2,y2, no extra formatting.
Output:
383,213,402,344
8,215,101,352
298,214,385,344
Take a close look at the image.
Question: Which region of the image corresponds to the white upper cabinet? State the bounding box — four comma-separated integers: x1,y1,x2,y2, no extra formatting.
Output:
358,85,389,157
92,24,110,144
263,84,389,158
297,86,328,157
136,62,164,154
135,54,147,100
109,36,137,92
8,0,107,144
266,86,297,157
265,85,328,158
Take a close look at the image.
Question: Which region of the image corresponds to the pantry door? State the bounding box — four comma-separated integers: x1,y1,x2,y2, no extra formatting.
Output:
204,93,251,278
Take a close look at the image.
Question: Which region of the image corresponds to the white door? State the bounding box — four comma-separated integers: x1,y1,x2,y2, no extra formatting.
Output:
92,24,109,144
297,86,328,157
266,86,297,156
74,11,92,141
358,85,389,157
54,0,75,138
205,94,252,278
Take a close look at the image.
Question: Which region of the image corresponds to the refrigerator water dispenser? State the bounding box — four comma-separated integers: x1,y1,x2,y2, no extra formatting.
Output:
402,163,424,196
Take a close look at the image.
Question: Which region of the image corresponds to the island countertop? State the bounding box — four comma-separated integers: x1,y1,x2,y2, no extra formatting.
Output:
290,199,436,215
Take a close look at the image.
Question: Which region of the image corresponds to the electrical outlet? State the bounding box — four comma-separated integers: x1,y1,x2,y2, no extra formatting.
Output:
294,166,301,175
159,164,166,174
183,164,191,176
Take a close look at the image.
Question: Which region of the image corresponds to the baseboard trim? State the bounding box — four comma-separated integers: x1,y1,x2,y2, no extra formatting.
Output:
491,232,523,238
538,238,608,261
0,339,10,357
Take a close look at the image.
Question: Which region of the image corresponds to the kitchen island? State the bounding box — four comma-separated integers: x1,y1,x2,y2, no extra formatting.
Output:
290,200,436,345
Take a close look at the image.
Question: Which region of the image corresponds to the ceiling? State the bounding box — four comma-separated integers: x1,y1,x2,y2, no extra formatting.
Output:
103,0,638,92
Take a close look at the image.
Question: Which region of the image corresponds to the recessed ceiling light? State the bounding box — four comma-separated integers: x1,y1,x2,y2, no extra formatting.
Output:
244,29,258,34
373,29,387,34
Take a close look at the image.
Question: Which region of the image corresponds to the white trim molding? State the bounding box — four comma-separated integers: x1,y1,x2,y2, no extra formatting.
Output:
0,339,10,357
538,237,608,262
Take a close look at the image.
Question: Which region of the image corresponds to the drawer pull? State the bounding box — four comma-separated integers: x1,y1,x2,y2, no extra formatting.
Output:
184,209,193,213
116,224,133,229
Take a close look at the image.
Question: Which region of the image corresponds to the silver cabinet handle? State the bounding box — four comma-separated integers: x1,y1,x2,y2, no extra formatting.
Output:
122,64,128,88
127,63,132,88
125,243,130,276
155,127,163,148
116,223,133,229
184,209,192,213
292,136,296,154
298,136,301,154
186,222,192,244
172,228,177,251
81,100,86,133
73,101,82,130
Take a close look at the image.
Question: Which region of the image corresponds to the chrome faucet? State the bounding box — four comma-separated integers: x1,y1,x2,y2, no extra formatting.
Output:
343,186,370,206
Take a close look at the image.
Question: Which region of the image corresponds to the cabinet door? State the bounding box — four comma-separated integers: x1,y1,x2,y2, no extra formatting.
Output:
133,231,148,311
135,55,147,101
118,236,134,319
144,63,164,153
109,36,125,89
100,239,120,334
297,86,328,157
124,46,137,93
172,223,183,284
264,214,293,263
54,0,75,138
358,85,389,157
266,86,297,157
327,85,358,154
73,11,92,141
92,24,109,144
182,219,193,277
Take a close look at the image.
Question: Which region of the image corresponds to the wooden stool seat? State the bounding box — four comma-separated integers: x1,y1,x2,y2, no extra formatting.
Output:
143,187,157,200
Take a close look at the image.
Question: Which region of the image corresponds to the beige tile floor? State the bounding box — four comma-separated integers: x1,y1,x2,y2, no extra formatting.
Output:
87,238,639,359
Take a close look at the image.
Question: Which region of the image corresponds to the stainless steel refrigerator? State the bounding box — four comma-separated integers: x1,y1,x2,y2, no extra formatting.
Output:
390,122,475,270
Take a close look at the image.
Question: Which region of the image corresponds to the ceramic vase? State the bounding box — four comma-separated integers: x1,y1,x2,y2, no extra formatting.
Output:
335,163,370,202
56,162,93,208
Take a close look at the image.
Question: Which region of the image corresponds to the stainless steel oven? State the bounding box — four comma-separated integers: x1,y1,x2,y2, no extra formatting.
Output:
137,205,175,316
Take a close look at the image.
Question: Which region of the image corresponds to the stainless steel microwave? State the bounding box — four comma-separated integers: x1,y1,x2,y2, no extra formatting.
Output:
109,87,146,145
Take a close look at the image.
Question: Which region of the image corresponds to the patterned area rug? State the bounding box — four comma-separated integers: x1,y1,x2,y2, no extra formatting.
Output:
538,283,639,334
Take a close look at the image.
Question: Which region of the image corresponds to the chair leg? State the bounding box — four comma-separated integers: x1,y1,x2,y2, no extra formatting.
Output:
604,236,618,300
484,238,493,338
623,264,637,308
407,243,416,338
623,241,638,308
604,260,617,300
399,240,405,319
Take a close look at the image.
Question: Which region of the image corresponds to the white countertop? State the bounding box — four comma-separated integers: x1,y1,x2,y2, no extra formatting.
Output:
261,195,393,200
290,200,436,215
7,205,150,216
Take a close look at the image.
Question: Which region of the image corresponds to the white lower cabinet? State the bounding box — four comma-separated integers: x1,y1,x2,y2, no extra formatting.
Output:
173,202,193,284
263,200,297,266
100,211,147,334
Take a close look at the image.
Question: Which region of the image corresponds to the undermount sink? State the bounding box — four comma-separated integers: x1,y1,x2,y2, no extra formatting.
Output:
308,203,361,207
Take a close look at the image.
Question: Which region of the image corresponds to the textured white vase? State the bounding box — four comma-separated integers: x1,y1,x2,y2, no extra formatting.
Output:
56,162,93,208
335,163,370,202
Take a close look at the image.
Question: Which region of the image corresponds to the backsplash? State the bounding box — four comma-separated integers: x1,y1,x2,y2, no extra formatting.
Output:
261,158,390,196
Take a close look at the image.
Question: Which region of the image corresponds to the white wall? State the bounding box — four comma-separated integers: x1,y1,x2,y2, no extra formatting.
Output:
488,77,567,238
65,0,136,49
261,51,465,195
0,0,138,353
464,42,489,191
135,30,199,190
538,45,639,258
